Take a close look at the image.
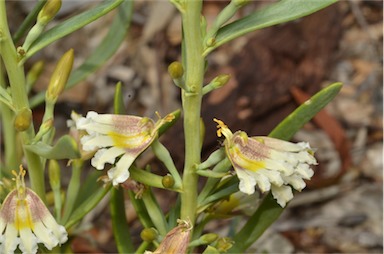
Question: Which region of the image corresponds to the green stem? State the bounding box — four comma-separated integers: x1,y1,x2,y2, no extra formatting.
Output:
0,104,19,174
151,139,182,189
61,159,83,224
180,0,204,224
0,0,46,201
12,0,46,43
130,166,181,192
135,241,151,254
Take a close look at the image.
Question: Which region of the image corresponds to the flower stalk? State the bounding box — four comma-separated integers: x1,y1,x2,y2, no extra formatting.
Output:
0,1,45,201
180,0,204,225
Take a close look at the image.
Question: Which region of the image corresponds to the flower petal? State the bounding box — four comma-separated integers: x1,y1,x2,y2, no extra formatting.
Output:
41,214,68,244
33,221,59,250
81,134,114,151
259,137,306,152
295,163,314,180
107,154,134,186
3,223,19,254
19,227,38,254
282,175,306,191
257,169,284,187
91,147,125,170
236,169,256,195
271,185,293,208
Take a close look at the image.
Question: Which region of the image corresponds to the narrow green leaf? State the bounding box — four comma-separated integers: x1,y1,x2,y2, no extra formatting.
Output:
110,188,135,253
229,193,283,253
29,0,133,108
73,170,103,207
230,82,343,252
269,82,343,140
204,0,337,55
114,81,126,115
65,183,111,229
26,0,124,60
127,190,154,229
24,135,80,159
199,176,239,208
142,189,168,236
166,196,181,230
66,0,133,89
61,159,83,225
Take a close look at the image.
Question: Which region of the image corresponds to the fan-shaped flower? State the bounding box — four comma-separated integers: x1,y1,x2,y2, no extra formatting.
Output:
214,119,317,207
75,111,171,186
0,167,67,254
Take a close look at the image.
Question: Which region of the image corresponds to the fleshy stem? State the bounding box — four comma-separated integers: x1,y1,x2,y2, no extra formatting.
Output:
180,0,204,224
0,1,46,201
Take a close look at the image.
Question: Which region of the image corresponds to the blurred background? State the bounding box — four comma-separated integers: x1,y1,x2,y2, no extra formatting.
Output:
5,0,383,253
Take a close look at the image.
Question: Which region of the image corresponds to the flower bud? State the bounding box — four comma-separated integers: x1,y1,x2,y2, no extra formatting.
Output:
14,107,32,132
206,37,216,47
26,60,44,87
200,233,219,244
233,0,250,7
37,0,62,25
168,61,184,79
214,237,233,252
162,174,175,188
48,160,61,191
214,74,230,87
202,74,230,95
140,228,158,242
46,49,74,103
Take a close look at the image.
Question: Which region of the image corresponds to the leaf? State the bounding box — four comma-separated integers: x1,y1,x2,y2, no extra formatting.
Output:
229,193,284,253
29,0,133,108
25,0,124,60
204,0,338,55
65,0,133,89
110,188,135,253
114,81,126,115
229,82,343,252
24,135,80,159
65,183,111,229
269,82,343,140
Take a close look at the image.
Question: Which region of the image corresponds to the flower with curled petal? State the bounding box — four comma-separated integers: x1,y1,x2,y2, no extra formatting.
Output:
214,119,317,207
75,111,173,186
0,166,68,254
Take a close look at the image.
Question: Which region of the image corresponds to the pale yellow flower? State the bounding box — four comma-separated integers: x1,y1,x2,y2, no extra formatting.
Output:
75,111,169,186
214,119,317,207
0,167,67,254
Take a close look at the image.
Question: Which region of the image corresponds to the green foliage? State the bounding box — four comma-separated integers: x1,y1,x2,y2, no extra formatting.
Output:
30,0,133,108
203,0,338,55
25,0,124,60
0,0,342,253
24,135,80,159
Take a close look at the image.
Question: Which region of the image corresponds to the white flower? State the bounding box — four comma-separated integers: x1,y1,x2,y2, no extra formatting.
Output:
214,119,317,207
75,111,169,186
0,167,67,254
